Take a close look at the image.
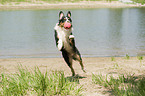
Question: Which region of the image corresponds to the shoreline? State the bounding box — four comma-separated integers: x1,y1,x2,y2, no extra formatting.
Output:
0,56,144,75
0,54,141,59
0,1,145,10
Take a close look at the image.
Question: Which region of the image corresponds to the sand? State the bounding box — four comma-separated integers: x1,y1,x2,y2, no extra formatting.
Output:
0,1,145,10
0,57,145,95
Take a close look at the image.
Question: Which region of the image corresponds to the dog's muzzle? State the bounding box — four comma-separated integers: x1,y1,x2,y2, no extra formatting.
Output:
64,22,71,29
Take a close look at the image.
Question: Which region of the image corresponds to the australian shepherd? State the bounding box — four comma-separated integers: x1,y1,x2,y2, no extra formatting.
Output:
54,11,86,76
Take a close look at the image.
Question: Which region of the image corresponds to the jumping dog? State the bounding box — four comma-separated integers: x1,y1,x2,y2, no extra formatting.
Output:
54,11,86,76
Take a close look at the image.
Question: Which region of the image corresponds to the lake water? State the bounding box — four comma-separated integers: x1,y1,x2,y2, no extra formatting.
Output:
0,8,145,58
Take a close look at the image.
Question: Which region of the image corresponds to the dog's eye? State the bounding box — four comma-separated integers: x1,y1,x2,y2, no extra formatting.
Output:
68,18,72,22
61,18,66,22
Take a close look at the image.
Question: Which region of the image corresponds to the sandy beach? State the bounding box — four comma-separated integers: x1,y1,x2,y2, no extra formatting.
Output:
0,1,145,10
0,57,145,95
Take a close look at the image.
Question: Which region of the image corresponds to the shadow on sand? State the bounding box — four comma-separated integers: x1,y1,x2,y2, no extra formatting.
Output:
66,74,87,83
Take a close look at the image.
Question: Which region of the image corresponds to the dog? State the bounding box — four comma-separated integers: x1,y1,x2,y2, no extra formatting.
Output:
54,11,86,76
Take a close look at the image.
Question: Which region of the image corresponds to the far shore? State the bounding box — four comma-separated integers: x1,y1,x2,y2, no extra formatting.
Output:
0,1,145,10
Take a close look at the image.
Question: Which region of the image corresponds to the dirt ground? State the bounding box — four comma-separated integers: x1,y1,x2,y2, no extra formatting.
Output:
0,57,145,95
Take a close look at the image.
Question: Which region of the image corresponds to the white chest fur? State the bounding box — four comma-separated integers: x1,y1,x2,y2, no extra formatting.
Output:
54,23,73,51
54,24,72,42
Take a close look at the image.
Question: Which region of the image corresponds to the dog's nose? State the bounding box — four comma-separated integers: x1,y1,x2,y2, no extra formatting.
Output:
64,22,71,29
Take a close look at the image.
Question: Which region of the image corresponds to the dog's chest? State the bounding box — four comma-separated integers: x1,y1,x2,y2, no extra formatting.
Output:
58,29,70,42
54,24,74,52
56,26,71,43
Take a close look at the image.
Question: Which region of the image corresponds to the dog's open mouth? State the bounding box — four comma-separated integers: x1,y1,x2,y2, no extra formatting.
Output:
64,22,71,29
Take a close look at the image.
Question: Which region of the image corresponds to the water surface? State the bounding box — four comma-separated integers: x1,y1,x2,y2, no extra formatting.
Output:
0,8,145,58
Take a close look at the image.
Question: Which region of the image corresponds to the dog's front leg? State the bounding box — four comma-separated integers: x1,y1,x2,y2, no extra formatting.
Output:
57,39,63,51
55,30,63,51
69,35,75,47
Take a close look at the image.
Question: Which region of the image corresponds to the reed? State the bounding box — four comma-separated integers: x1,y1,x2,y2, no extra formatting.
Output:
0,65,83,96
92,73,145,95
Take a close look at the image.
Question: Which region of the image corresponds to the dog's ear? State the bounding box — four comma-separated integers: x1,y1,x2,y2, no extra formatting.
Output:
59,11,64,20
67,11,71,18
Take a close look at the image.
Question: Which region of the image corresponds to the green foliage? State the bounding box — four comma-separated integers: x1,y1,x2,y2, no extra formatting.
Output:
133,0,145,5
125,54,130,60
111,56,115,61
0,0,30,4
137,56,143,61
0,66,32,96
92,73,145,96
137,56,144,66
0,0,119,4
0,66,83,96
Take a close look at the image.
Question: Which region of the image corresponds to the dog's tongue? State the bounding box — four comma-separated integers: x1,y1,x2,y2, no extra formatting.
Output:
64,22,71,29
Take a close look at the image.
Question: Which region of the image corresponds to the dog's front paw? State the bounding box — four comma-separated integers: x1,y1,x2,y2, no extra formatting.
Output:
69,35,74,39
58,39,63,51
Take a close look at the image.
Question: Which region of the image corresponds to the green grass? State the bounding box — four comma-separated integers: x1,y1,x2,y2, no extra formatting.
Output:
92,73,145,96
111,56,115,61
137,55,143,61
0,65,83,96
137,56,144,66
133,0,145,5
125,54,130,60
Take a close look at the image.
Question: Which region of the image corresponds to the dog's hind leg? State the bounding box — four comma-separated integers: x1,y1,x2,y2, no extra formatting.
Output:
79,58,86,73
73,50,86,73
77,55,86,73
62,50,75,76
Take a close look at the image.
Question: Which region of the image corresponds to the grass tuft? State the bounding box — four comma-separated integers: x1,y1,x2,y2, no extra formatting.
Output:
125,54,130,60
111,56,115,61
0,65,83,96
137,56,143,61
137,56,144,66
92,73,145,96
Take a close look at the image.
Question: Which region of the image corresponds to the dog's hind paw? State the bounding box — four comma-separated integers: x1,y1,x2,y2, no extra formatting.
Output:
82,68,87,73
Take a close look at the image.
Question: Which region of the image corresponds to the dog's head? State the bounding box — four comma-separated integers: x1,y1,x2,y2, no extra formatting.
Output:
58,11,72,30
